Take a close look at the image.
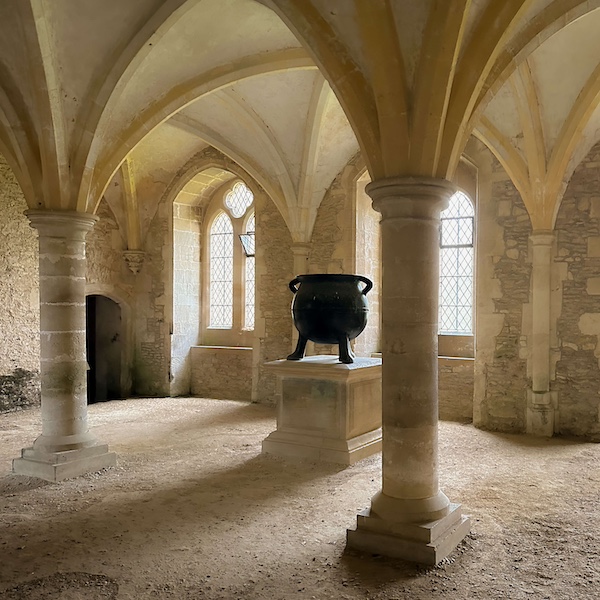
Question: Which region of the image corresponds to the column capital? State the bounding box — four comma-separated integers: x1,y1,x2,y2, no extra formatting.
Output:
530,230,555,246
25,210,98,239
365,177,456,219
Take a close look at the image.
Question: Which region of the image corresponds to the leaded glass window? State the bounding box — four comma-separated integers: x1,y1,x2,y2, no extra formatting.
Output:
439,191,474,334
225,181,253,218
244,213,255,330
209,212,234,328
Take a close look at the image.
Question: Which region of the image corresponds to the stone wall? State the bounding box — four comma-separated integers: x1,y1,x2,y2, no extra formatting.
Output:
309,172,354,275
88,193,173,399
354,175,381,357
170,202,201,396
86,198,134,397
86,199,128,291
134,199,171,396
308,162,381,357
554,141,600,440
191,346,252,401
438,358,474,422
0,153,40,412
253,192,294,403
474,149,531,432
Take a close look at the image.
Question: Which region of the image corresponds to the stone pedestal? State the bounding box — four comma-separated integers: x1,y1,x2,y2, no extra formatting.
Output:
12,211,116,482
262,356,382,464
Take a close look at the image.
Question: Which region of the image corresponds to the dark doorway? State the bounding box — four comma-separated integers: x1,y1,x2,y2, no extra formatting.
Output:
86,295,122,403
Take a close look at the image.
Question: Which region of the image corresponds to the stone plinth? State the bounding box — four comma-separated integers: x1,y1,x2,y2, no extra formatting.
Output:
262,356,382,464
13,444,117,482
347,503,471,565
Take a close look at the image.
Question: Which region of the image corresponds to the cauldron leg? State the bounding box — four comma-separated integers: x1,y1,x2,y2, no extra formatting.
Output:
338,334,354,364
287,334,308,361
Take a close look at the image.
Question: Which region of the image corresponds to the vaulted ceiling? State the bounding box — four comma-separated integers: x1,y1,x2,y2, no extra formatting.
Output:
1,0,600,244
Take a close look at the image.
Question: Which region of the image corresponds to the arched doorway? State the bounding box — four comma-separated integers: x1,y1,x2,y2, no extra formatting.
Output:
86,295,122,403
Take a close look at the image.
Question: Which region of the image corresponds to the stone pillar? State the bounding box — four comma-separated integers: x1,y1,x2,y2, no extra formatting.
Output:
527,230,557,436
346,177,470,565
12,210,116,482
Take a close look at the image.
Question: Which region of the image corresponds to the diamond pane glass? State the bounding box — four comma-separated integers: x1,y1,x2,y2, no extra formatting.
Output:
225,181,254,218
244,213,255,330
209,212,233,328
439,192,474,334
245,257,255,329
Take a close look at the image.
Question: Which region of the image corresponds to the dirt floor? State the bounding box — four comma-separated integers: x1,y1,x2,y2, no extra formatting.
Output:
0,397,599,599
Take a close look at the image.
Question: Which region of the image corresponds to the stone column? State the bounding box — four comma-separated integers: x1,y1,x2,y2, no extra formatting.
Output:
346,177,470,565
527,230,557,436
12,210,116,482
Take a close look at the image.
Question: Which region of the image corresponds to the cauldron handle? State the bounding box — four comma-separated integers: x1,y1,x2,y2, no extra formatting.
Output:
358,276,373,295
289,277,301,294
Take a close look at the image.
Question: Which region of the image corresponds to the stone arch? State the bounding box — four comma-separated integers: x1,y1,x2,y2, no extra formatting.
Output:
161,146,290,233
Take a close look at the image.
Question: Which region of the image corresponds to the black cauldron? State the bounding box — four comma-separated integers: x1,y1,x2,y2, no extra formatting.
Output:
286,274,373,364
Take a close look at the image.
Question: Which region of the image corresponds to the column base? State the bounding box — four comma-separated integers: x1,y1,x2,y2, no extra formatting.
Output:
12,443,117,482
347,503,470,565
526,390,558,437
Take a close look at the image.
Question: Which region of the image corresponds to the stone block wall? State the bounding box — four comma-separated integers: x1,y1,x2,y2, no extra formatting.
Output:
438,358,474,422
354,175,381,357
88,193,173,399
191,346,252,401
0,153,40,412
170,202,201,396
474,149,531,432
253,192,294,403
134,199,171,396
554,141,600,440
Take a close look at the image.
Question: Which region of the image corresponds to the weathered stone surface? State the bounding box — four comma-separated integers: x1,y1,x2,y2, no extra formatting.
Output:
475,148,531,433
0,153,40,412
554,141,600,440
135,200,171,396
438,358,474,422
254,192,294,403
0,369,40,413
171,202,201,396
191,346,252,401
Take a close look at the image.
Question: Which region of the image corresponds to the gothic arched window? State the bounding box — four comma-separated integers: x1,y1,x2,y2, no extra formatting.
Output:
439,191,474,334
204,180,255,345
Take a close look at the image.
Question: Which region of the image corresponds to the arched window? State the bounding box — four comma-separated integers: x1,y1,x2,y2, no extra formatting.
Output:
209,212,234,328
439,191,474,334
204,180,255,345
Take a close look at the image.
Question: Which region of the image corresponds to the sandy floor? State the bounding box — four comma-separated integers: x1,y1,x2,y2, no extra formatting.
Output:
1,397,599,599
